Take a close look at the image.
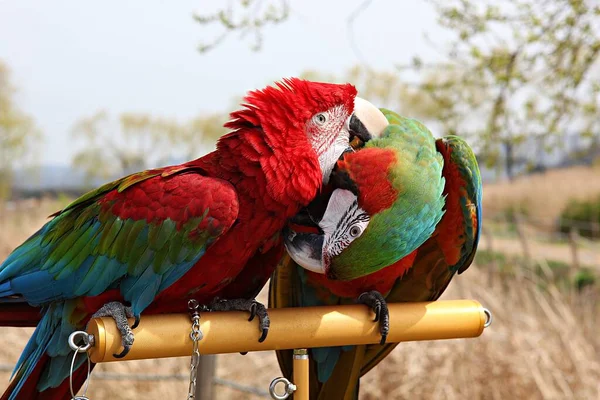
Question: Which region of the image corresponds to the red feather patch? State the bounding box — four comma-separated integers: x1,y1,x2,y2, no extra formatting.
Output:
307,250,418,298
434,142,468,265
337,148,398,214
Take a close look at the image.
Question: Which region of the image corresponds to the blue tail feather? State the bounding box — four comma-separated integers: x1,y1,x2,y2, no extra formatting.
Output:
9,300,84,399
0,281,16,299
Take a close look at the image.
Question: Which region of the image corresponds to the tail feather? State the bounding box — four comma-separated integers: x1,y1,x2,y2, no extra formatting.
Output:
315,346,364,400
5,300,89,399
1,354,48,400
0,280,25,300
1,353,94,400
270,256,364,399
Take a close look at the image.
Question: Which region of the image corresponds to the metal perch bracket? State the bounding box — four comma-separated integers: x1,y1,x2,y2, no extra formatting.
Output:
72,299,492,400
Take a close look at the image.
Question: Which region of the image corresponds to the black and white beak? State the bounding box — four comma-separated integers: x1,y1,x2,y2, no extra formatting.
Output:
348,97,389,145
283,226,326,274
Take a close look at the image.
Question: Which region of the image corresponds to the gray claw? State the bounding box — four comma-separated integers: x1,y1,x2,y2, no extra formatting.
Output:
91,301,137,357
131,315,141,330
358,291,389,345
258,326,269,343
209,298,270,342
113,344,131,359
248,302,257,322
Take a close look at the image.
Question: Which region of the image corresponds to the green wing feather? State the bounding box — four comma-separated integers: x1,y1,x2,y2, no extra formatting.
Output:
0,163,237,316
360,134,483,377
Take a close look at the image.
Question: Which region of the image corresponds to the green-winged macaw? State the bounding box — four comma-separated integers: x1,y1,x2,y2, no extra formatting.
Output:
269,110,482,400
0,78,389,400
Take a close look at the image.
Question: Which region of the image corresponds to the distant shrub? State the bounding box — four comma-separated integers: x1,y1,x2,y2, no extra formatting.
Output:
475,249,508,266
475,250,598,291
501,203,530,221
558,195,600,239
574,269,596,291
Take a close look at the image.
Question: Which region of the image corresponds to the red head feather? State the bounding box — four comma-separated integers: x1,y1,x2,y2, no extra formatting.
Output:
207,78,358,208
224,78,357,147
335,147,398,215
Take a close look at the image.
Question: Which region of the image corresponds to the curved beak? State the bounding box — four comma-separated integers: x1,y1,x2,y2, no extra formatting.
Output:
319,97,388,185
348,97,389,148
283,226,326,274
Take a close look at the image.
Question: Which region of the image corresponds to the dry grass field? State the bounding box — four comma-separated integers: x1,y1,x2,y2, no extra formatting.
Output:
483,165,600,221
0,166,599,399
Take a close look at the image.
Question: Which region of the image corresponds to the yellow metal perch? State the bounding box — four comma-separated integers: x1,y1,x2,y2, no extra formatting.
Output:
86,299,490,363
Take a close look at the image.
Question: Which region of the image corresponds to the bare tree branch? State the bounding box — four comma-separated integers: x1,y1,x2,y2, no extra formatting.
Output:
346,0,374,68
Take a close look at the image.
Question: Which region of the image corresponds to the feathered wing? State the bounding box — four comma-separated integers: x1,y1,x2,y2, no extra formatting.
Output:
360,134,483,377
0,163,239,313
0,163,239,399
219,233,284,301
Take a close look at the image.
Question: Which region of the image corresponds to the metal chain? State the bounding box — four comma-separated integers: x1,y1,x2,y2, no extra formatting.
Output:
187,299,204,399
68,331,94,400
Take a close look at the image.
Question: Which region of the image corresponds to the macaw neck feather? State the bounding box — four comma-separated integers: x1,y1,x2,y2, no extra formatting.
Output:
197,126,323,215
335,148,398,215
305,250,418,299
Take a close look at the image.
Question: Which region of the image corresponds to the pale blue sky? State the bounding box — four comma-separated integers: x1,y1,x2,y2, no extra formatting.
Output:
0,0,441,166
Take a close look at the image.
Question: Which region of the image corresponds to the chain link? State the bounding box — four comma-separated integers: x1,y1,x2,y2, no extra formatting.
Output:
68,331,93,400
187,299,204,399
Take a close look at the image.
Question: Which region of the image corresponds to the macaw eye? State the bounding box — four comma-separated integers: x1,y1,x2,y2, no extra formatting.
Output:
349,225,362,238
314,113,327,125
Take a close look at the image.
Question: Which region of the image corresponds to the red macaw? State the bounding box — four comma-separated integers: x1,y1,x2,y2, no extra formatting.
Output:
0,78,389,399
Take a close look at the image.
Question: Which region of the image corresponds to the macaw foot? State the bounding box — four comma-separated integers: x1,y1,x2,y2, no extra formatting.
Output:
91,301,137,358
209,297,270,343
358,290,389,345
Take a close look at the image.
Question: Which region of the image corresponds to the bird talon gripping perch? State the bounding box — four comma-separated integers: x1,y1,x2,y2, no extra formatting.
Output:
358,291,389,345
89,301,136,358
209,297,270,343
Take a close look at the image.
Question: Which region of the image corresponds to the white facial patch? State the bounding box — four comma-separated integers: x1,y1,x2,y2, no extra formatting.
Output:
318,140,351,184
320,189,370,258
306,105,350,184
307,97,388,184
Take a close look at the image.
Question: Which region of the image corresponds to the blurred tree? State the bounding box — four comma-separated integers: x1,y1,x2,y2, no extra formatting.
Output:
71,110,226,184
406,0,600,179
186,112,229,151
197,0,600,179
0,60,41,200
194,0,290,53
300,66,439,120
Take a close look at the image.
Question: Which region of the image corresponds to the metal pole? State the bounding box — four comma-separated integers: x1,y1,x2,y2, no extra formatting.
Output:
194,355,216,400
293,349,309,400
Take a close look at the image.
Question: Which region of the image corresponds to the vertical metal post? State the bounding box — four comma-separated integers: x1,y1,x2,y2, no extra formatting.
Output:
293,349,309,400
195,354,216,400
568,227,580,270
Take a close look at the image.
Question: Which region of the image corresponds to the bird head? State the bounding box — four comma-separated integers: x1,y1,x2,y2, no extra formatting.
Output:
225,78,389,184
284,110,447,280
